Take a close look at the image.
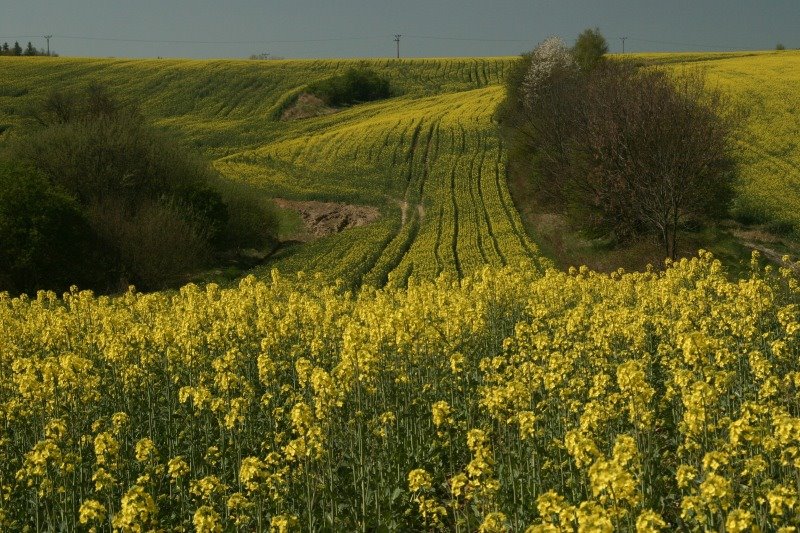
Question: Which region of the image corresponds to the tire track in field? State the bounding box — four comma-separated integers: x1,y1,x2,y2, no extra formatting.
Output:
449,163,463,278
365,118,438,286
417,121,439,198
466,150,489,264
475,141,505,265
391,120,414,167
495,138,538,259
433,205,445,276
385,119,439,282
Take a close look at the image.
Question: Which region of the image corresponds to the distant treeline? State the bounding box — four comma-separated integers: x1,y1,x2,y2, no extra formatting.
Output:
0,41,56,57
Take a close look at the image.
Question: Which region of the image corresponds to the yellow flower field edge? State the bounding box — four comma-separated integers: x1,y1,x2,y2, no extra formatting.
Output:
1,251,799,531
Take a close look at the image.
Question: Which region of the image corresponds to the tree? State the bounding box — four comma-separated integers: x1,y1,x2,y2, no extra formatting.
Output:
572,27,609,71
776,43,786,50
24,42,37,56
1,43,9,55
501,34,738,259
0,162,114,295
581,66,737,257
12,42,22,56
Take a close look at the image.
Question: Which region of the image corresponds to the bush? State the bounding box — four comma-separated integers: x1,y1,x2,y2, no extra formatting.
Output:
87,197,213,289
308,68,391,107
17,106,225,216
210,178,278,251
7,83,275,291
0,162,115,295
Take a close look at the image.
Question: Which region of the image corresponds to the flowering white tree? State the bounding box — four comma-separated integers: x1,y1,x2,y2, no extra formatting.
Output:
522,36,575,109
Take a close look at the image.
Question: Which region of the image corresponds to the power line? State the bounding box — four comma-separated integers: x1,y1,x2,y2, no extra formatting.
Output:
0,35,41,41
51,34,387,45
0,33,540,45
394,34,402,58
405,34,537,43
0,32,759,54
626,36,747,51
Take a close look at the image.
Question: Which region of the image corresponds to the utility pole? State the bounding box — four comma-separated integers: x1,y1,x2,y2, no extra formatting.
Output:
394,34,402,59
44,35,52,56
619,36,628,54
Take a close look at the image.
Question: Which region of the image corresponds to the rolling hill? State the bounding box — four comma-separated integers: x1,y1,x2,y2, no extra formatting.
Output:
2,53,800,531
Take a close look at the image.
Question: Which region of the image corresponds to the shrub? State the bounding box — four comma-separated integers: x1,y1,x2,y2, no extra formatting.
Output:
0,162,115,295
307,68,391,106
210,178,278,251
8,83,274,291
87,197,213,289
16,107,224,214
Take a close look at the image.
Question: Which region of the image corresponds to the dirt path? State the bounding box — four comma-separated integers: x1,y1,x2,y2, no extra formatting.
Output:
733,228,800,273
273,198,380,239
394,199,425,226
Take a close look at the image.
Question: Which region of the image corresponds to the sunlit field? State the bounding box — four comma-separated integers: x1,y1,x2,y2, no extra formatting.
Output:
1,52,800,530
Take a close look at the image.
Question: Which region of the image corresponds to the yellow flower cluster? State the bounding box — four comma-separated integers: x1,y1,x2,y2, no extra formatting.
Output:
1,252,800,530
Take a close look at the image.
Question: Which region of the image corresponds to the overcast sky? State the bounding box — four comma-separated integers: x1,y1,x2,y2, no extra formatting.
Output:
1,0,797,59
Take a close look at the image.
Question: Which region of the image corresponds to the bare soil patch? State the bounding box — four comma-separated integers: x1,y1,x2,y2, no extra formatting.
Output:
273,198,380,240
281,93,339,121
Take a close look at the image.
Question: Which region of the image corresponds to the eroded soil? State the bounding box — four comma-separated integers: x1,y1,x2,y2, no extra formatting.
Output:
280,93,338,121
273,198,381,239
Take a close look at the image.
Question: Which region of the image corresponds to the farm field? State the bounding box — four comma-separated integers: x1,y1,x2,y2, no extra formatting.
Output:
0,56,545,287
638,51,800,231
3,53,800,285
1,52,800,530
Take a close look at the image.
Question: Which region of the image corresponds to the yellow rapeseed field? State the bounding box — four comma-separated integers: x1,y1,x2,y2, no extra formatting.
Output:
2,53,800,530
1,253,800,530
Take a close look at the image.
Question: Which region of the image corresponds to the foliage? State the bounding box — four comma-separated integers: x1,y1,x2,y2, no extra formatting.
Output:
87,197,214,289
0,162,114,294
210,178,279,251
4,83,280,290
503,38,738,258
307,67,392,106
572,27,609,71
624,51,800,235
0,41,52,56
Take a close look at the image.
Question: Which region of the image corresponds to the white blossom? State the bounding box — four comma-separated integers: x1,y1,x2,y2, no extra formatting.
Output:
522,36,575,108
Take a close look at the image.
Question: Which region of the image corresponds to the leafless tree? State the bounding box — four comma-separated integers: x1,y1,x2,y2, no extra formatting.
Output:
584,65,737,258
503,43,738,259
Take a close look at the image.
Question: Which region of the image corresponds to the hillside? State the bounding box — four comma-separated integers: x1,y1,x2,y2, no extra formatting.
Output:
0,56,546,287
4,53,800,285
2,54,800,531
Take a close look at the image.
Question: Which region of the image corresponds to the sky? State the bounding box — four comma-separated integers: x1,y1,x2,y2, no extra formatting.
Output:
0,0,797,59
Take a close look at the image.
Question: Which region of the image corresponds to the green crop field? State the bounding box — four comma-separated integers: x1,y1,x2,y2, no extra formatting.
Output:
0,56,547,288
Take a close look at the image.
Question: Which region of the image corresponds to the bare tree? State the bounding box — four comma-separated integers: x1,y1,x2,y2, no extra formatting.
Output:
502,36,738,259
584,65,737,258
